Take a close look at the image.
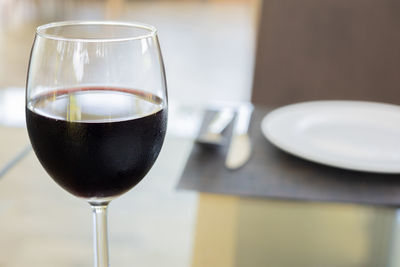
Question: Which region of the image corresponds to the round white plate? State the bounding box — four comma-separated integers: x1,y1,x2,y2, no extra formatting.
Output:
261,100,400,173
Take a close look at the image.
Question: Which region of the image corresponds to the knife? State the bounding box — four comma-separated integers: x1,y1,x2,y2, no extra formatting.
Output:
225,103,254,169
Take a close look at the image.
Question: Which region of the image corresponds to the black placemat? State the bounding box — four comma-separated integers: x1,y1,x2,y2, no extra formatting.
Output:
177,106,400,206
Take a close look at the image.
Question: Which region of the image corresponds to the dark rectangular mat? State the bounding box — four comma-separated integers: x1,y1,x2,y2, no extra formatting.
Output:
177,106,400,207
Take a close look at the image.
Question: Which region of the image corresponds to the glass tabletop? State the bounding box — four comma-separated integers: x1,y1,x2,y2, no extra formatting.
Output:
0,127,398,267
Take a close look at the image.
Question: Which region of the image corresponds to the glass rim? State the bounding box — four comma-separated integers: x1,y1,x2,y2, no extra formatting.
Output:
36,20,158,42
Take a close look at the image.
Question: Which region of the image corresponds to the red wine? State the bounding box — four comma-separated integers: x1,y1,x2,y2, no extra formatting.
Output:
26,87,167,199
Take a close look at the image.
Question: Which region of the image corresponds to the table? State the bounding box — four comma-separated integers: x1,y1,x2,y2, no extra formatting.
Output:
0,128,198,267
0,125,399,267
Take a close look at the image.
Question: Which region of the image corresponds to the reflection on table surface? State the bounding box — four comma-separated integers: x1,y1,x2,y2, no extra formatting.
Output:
1,1,400,267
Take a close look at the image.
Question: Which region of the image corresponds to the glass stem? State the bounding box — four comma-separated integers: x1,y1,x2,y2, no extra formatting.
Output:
91,204,110,267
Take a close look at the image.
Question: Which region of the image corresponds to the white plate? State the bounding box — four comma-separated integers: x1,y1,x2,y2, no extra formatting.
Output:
261,101,400,173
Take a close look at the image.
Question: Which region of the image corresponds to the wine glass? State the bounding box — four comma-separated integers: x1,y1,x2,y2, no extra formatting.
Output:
25,21,167,267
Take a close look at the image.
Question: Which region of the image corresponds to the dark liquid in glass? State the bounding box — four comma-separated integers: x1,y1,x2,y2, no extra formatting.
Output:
26,87,167,199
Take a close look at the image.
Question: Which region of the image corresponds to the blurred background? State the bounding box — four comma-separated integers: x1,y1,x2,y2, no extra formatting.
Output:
0,0,259,123
0,0,260,140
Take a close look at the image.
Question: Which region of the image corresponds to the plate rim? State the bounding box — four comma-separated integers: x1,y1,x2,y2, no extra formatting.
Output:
261,100,400,174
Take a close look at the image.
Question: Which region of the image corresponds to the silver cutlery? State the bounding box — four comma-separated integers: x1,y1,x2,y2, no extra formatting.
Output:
225,103,253,169
197,108,234,145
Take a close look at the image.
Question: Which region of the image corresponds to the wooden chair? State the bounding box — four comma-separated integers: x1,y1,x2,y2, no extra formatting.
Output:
252,0,400,106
